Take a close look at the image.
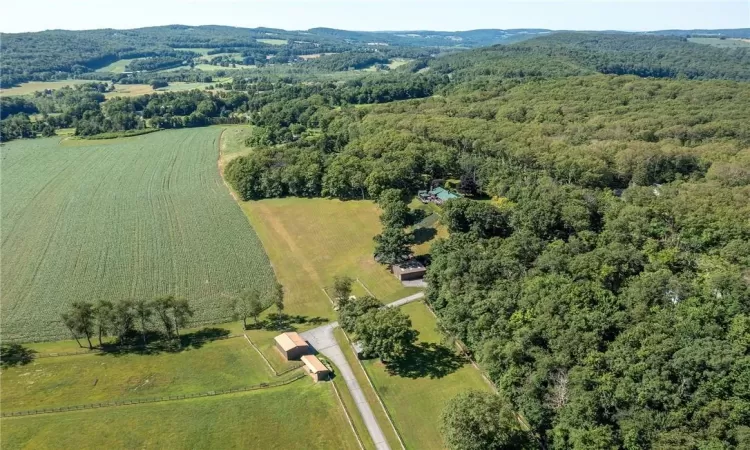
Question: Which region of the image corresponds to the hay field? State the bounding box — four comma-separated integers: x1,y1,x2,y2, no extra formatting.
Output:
0,128,276,342
241,198,419,321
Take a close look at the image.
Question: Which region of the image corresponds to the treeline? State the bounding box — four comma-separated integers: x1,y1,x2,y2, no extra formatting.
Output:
304,52,391,71
0,83,247,140
432,33,750,85
60,296,193,349
126,52,196,72
225,75,750,202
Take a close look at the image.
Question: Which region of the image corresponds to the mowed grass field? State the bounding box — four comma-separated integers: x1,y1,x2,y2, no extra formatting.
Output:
2,379,360,450
0,337,279,412
0,80,95,96
362,301,493,450
241,198,420,321
1,128,276,342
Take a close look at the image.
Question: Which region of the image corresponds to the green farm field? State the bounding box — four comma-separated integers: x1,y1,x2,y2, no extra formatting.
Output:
1,379,360,450
362,301,493,450
241,198,420,321
0,128,276,342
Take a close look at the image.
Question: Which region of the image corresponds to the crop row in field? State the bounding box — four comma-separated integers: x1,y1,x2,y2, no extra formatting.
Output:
0,128,276,342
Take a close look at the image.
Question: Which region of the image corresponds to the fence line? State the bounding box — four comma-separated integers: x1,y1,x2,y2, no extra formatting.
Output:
341,327,407,450
330,381,366,450
1,373,306,418
356,278,375,298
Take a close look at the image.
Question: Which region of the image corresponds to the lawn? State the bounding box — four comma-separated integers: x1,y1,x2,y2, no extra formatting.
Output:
241,198,420,321
362,301,493,450
0,337,280,412
334,327,403,450
1,128,276,342
1,379,361,450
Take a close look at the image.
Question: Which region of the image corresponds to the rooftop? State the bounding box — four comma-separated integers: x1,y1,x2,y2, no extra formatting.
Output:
392,259,426,275
274,332,308,351
301,354,328,373
428,187,460,201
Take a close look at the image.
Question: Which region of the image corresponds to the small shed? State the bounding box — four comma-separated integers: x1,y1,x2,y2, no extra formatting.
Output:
301,355,330,382
392,260,427,281
274,332,309,361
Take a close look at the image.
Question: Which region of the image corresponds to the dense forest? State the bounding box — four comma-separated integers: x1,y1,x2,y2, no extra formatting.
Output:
2,27,750,448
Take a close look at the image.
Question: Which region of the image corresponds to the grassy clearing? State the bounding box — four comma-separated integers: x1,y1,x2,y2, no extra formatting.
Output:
688,37,750,48
362,301,493,450
0,337,280,412
257,38,288,45
244,327,307,374
1,379,360,450
95,58,139,73
1,80,93,96
334,327,403,450
1,128,275,342
241,198,420,321
219,125,256,165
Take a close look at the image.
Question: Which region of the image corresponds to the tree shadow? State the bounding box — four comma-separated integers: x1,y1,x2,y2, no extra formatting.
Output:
1,344,37,369
413,227,438,245
383,342,464,379
97,328,231,356
246,313,328,332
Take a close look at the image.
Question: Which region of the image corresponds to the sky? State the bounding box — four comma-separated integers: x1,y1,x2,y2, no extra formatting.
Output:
1,0,747,33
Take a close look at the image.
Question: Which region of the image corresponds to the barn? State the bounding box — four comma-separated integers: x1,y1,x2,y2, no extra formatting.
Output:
274,332,309,361
301,355,330,382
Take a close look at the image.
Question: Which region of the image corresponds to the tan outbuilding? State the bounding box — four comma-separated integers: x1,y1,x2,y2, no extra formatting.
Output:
301,355,330,382
274,332,309,360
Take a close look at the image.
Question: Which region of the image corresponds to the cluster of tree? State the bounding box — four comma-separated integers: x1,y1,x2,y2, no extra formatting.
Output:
304,52,390,71
60,296,193,349
229,282,284,330
373,189,416,266
333,277,418,362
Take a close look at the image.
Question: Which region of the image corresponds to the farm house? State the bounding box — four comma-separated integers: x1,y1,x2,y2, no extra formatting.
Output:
301,355,330,382
417,187,461,205
274,332,309,360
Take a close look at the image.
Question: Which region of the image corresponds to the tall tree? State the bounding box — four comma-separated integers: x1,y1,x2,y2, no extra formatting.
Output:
133,299,153,346
331,275,354,306
338,295,381,333
232,288,265,329
111,299,136,344
152,295,175,338
354,307,417,361
440,391,531,450
172,298,193,341
93,300,114,347
61,302,96,349
373,227,414,266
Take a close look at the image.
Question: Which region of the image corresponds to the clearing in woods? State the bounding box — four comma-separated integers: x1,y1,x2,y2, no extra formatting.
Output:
0,128,276,342
241,198,420,322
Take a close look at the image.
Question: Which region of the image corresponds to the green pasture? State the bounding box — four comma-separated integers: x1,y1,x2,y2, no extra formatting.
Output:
1,379,360,450
688,37,750,48
0,337,280,412
362,301,493,450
